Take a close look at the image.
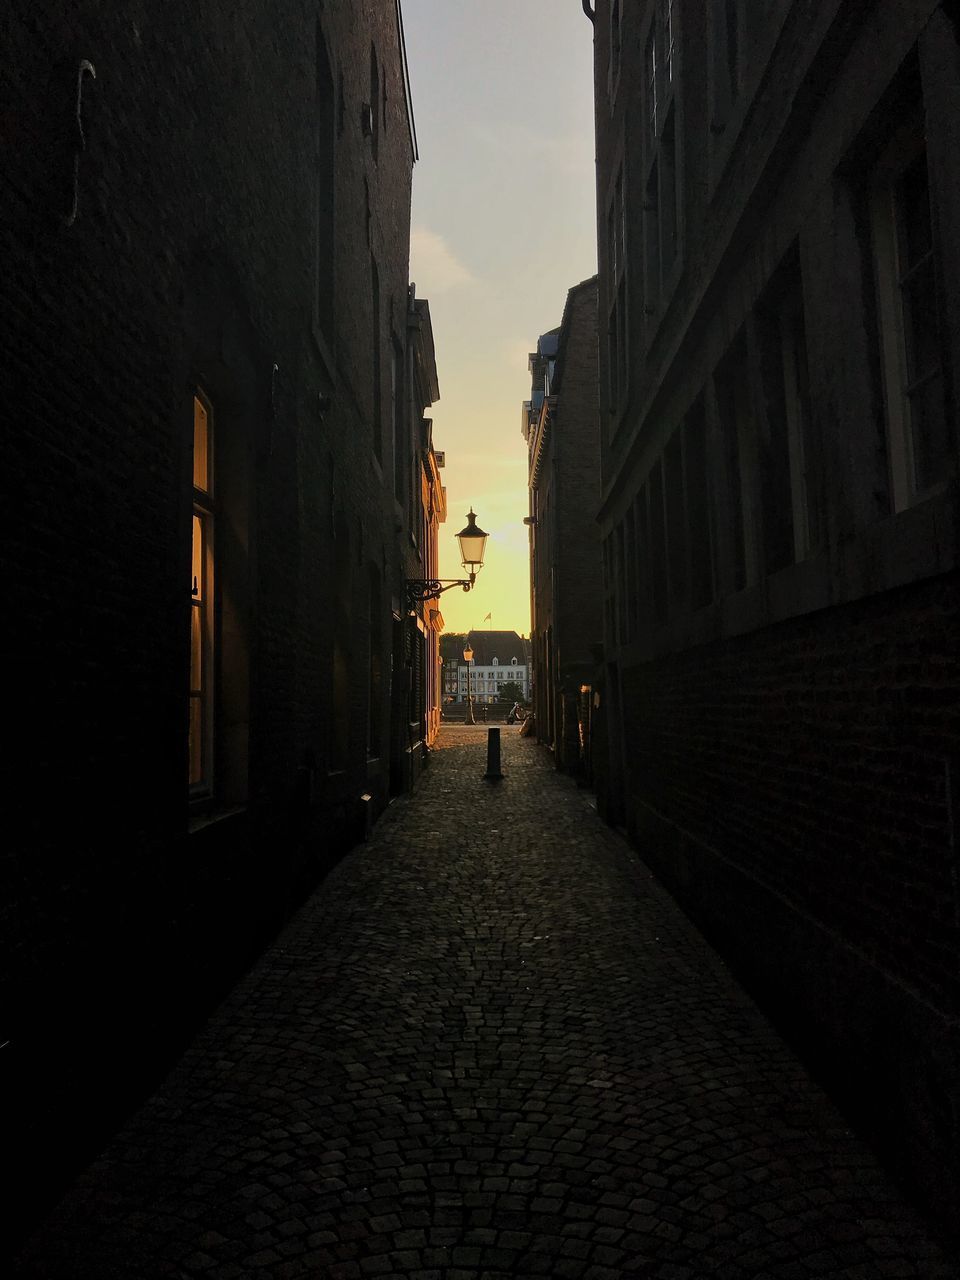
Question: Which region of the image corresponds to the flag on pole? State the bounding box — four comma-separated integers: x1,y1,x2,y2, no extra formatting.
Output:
483,612,492,623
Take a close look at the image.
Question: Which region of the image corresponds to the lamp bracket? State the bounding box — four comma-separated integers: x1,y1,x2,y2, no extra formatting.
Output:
405,577,475,606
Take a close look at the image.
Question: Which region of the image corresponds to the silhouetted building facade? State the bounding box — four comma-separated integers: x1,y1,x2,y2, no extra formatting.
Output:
2,0,429,1238
523,277,603,774
394,290,445,774
589,0,960,1227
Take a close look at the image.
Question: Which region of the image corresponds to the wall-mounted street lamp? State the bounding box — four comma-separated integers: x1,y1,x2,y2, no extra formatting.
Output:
463,640,476,725
405,508,489,607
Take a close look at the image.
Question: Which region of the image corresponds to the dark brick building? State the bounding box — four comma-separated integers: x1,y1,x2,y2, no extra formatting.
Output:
523,277,603,774
393,288,444,788
588,0,960,1229
1,0,433,1239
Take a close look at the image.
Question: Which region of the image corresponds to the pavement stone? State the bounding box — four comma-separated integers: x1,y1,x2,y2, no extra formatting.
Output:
13,725,957,1277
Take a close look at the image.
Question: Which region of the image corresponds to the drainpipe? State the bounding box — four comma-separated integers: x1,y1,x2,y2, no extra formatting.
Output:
581,1,595,22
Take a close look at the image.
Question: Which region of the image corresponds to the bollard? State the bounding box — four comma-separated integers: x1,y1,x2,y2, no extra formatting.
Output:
484,726,504,781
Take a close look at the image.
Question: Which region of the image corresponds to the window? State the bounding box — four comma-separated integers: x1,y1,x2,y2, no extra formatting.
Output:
392,338,404,502
665,431,687,612
369,45,380,163
371,257,382,460
685,399,714,609
610,0,622,91
662,0,676,86
624,500,639,638
368,566,383,757
758,250,821,565
642,7,681,321
710,0,758,132
645,24,658,143
715,332,757,591
648,461,668,625
606,164,627,415
871,125,950,509
316,23,336,345
190,392,214,791
643,163,660,308
711,0,739,129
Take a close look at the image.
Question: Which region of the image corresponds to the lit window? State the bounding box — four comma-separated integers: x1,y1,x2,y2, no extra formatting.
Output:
190,393,214,791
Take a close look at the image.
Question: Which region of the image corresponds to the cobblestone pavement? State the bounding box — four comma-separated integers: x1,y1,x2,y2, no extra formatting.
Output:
16,728,955,1278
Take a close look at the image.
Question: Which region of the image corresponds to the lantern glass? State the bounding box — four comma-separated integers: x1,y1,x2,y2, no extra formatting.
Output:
456,509,488,572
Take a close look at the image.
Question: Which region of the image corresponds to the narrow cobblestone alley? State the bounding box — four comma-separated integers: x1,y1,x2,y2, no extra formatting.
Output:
15,729,954,1279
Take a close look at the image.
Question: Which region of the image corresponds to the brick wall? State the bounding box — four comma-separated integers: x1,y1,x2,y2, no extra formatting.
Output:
590,0,960,1232
1,0,416,1242
618,570,960,1228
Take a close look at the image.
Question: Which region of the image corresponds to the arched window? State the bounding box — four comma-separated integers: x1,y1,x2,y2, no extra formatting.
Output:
492,656,499,666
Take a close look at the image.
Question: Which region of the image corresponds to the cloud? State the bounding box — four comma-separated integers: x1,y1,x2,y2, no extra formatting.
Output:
410,226,477,294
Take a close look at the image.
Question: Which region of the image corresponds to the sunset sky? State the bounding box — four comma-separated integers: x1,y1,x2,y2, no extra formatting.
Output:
402,1,598,637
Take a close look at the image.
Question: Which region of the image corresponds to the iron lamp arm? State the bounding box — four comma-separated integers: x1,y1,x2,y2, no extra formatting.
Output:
405,575,477,605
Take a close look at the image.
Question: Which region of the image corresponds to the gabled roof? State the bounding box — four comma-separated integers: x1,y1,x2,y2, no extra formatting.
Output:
465,630,527,666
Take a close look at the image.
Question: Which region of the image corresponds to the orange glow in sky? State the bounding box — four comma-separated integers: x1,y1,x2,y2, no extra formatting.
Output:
403,2,597,636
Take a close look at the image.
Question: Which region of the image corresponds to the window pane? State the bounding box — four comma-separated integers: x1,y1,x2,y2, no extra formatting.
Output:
649,461,668,624
908,371,949,493
900,256,939,387
645,163,661,303
665,432,687,611
646,28,657,140
189,694,203,786
897,152,933,270
617,277,627,398
686,402,713,609
190,603,203,693
192,513,204,601
661,111,678,274
193,395,209,492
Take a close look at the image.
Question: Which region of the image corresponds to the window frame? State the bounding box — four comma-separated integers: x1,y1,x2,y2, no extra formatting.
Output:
640,3,683,334
870,120,950,512
190,389,215,798
605,156,629,425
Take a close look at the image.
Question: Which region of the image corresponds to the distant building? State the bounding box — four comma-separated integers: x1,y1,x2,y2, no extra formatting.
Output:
588,0,960,1231
523,277,602,773
456,631,530,704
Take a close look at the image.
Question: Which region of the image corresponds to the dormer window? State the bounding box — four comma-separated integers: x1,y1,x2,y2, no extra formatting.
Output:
492,657,499,666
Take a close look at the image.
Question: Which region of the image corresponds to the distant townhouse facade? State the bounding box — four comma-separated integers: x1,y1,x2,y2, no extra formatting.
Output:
2,0,430,1236
588,0,960,1228
456,632,530,704
523,277,603,773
